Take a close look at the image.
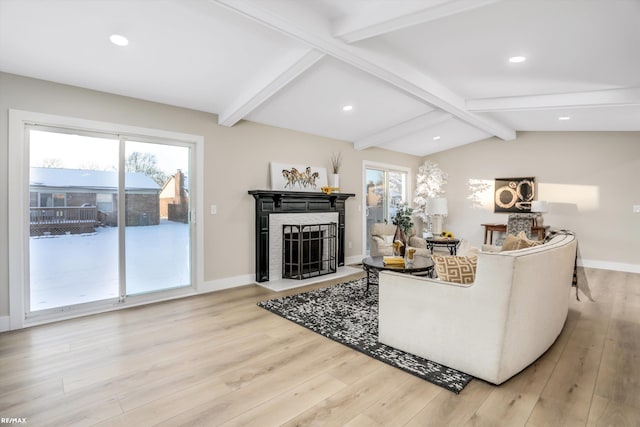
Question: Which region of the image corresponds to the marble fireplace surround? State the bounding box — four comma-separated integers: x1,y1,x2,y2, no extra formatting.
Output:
269,212,338,281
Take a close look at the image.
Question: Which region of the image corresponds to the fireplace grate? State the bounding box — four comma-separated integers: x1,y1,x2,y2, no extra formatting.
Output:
282,223,337,280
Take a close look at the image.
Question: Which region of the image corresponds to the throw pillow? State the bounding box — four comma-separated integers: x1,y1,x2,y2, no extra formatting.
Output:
457,239,480,257
432,255,478,284
501,231,541,251
382,235,394,244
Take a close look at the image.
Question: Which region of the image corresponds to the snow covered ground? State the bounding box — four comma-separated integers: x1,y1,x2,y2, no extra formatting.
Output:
30,220,190,311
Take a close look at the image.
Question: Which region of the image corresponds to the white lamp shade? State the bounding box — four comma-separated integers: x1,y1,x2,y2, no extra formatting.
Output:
530,200,548,213
426,197,448,215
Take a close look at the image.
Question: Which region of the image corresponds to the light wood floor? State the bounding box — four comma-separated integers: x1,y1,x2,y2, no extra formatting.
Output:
1,268,639,426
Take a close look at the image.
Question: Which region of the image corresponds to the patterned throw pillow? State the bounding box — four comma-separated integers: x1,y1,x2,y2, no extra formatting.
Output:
501,231,541,251
432,255,478,284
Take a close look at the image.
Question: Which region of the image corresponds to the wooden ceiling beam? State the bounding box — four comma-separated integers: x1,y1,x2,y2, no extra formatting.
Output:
214,0,516,141
354,110,453,150
334,0,502,43
218,49,325,127
467,87,640,112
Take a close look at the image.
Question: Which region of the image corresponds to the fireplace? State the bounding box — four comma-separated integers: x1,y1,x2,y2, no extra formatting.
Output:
248,190,355,282
282,223,337,279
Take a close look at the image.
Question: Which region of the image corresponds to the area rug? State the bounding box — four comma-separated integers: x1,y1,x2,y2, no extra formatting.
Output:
257,278,473,393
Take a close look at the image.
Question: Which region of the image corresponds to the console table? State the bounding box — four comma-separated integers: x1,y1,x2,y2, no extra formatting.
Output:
481,223,549,244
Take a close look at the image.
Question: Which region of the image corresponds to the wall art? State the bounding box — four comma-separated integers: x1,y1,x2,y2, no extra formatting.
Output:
494,177,535,213
270,162,328,192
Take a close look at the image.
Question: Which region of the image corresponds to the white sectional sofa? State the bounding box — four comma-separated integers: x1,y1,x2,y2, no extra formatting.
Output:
378,233,577,385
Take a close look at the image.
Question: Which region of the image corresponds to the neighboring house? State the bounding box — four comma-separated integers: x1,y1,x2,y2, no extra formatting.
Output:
29,167,161,236
159,170,189,223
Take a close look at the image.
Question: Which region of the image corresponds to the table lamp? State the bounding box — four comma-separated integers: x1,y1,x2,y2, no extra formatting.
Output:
530,200,548,227
426,197,448,236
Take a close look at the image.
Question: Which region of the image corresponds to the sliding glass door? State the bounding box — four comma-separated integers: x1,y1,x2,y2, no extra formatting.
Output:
29,129,121,310
364,164,410,253
125,140,191,295
27,126,192,315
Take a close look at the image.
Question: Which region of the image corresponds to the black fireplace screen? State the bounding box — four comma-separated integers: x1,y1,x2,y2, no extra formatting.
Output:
282,223,337,279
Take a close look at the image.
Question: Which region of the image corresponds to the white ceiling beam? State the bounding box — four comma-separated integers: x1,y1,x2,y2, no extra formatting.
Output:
467,88,640,112
334,0,502,44
213,0,516,141
354,110,453,150
218,49,325,127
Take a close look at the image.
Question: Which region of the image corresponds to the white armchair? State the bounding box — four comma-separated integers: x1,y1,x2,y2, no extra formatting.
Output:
369,223,397,257
369,223,430,257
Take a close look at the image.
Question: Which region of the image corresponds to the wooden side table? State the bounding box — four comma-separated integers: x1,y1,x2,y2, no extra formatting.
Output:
481,223,550,244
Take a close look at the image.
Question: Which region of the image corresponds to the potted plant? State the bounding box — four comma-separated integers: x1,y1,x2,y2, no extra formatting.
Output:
391,203,413,256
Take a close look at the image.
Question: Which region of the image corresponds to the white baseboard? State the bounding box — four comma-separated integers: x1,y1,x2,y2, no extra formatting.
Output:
198,274,256,293
0,316,10,332
579,259,640,274
345,255,365,265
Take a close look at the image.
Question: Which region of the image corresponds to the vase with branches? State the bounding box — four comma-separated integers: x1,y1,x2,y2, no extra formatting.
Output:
330,152,342,188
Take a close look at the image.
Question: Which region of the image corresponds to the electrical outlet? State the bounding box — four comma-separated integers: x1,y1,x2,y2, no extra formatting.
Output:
633,205,640,214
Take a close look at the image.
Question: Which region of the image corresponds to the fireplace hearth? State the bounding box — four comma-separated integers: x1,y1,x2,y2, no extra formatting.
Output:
282,223,337,280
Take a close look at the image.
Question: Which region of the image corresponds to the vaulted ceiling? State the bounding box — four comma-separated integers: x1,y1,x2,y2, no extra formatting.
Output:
1,0,639,156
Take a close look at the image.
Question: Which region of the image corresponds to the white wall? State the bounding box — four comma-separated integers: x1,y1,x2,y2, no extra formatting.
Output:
0,72,421,321
2,72,637,326
425,132,640,272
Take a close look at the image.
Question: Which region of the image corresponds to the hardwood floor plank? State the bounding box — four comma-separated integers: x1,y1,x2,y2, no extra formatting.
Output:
587,395,640,427
404,380,494,426
594,339,640,410
154,339,357,425
94,376,233,427
219,373,347,427
0,269,638,427
527,343,602,425
359,374,440,426
280,364,411,427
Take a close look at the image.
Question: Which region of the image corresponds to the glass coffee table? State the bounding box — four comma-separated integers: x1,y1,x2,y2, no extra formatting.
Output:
362,256,435,292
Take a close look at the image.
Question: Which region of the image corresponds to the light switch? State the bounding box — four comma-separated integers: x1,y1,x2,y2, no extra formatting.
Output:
633,205,640,214
210,205,217,215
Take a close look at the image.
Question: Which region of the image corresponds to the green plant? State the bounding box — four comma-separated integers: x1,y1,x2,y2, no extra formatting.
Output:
392,203,414,236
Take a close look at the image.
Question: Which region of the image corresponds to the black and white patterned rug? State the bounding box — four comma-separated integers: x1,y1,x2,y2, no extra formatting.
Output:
257,278,473,393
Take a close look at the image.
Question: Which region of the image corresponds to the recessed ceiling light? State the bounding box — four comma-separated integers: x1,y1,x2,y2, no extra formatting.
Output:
110,34,129,46
509,56,526,63
433,136,441,140
558,116,571,121
342,105,353,112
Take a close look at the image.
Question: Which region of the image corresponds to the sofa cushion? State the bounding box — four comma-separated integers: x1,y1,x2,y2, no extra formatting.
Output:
457,239,480,257
501,231,541,251
433,255,478,284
